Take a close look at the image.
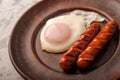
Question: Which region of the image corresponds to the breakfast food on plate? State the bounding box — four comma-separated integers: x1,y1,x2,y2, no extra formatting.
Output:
77,21,118,69
40,9,118,72
59,22,101,71
40,10,105,53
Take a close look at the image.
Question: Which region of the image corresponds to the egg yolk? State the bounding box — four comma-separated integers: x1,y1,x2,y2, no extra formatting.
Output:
44,23,71,44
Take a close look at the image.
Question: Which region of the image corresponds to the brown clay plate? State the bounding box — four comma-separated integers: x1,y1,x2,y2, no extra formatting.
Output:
9,0,120,80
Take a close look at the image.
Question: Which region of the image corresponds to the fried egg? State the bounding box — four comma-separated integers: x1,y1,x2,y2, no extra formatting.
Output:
40,10,105,53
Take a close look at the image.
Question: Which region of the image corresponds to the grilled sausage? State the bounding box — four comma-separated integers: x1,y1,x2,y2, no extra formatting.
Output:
59,22,101,71
77,21,118,69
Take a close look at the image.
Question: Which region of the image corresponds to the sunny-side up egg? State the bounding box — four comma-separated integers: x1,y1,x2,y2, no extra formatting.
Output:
40,10,105,53
40,14,86,53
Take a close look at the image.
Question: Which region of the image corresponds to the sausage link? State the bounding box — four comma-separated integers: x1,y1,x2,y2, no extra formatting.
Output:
59,22,101,71
77,21,118,69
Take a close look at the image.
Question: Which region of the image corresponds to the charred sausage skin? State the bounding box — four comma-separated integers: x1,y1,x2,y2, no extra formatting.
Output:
77,21,118,69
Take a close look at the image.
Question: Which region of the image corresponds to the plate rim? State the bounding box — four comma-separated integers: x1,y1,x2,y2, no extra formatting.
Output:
8,0,45,79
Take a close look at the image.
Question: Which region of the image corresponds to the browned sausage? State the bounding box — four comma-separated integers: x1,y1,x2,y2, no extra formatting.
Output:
59,22,101,71
77,21,118,69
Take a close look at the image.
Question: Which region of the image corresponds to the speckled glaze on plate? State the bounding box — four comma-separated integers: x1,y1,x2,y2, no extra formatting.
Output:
9,0,120,80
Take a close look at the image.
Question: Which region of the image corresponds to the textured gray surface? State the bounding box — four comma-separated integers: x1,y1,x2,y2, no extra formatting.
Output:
0,0,42,80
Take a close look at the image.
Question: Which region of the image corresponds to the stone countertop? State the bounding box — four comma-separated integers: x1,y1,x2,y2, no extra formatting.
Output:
0,0,42,80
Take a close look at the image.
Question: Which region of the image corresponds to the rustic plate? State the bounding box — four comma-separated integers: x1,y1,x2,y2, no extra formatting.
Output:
9,0,120,80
